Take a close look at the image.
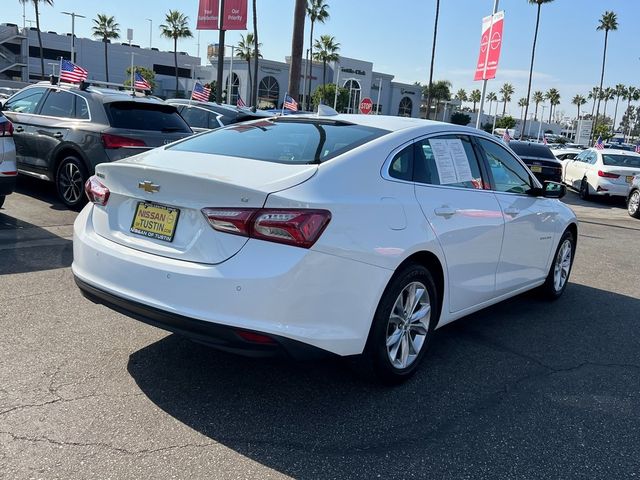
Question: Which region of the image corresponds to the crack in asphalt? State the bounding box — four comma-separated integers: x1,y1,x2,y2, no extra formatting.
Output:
0,392,144,417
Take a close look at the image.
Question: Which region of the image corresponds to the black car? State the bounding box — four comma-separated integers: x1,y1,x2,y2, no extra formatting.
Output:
1,81,193,207
508,141,563,183
166,99,272,132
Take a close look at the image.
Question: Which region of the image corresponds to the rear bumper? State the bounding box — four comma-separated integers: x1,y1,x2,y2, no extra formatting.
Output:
531,170,562,184
591,179,630,197
0,174,16,196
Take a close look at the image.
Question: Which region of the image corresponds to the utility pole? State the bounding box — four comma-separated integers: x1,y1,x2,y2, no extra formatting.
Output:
475,0,499,129
215,0,226,103
146,19,152,49
61,11,85,63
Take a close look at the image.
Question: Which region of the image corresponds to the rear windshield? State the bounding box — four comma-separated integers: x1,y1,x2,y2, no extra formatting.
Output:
509,143,556,160
106,102,192,133
168,119,389,164
602,154,640,167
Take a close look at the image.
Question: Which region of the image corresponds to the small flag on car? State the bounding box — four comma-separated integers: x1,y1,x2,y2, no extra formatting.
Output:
59,59,88,83
236,95,246,107
502,129,511,143
595,136,605,150
191,82,211,102
134,72,151,90
543,136,548,145
283,93,298,112
635,144,640,154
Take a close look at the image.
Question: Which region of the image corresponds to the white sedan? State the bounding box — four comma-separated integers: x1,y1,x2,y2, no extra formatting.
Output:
563,148,640,200
0,112,17,208
73,112,578,383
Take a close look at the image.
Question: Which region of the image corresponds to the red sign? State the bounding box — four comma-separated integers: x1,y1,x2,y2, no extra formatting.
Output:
197,0,219,30
474,11,504,81
196,0,247,30
359,97,373,115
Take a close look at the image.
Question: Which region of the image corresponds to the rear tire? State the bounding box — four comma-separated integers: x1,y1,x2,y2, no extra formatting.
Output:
579,177,590,201
358,264,439,384
539,230,575,300
628,190,640,219
56,156,87,209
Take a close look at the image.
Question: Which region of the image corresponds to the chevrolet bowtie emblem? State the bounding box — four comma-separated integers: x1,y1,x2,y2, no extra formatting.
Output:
138,181,160,193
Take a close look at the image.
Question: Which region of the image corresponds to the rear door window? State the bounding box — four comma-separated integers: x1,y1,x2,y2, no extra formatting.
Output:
105,102,192,133
39,90,75,118
180,106,210,129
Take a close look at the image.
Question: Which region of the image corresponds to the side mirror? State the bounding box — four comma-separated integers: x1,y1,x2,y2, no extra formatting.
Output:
543,181,566,199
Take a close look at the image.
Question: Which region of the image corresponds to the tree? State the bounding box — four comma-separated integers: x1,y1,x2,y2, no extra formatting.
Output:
500,83,514,115
313,35,340,87
159,10,193,98
455,89,468,105
594,122,614,141
496,115,516,130
593,11,618,138
19,0,54,80
545,88,560,123
237,33,262,106
532,90,544,121
450,112,471,126
425,0,441,120
124,66,156,91
601,87,615,125
311,83,348,112
470,89,481,113
612,83,626,132
588,86,600,117
423,80,451,120
521,0,555,139
92,14,120,83
306,0,330,110
571,94,586,120
487,92,498,117
518,97,529,123
287,0,306,103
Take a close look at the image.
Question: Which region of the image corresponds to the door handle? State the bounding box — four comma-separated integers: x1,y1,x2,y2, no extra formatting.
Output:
434,206,456,218
504,207,520,217
14,126,24,132
53,132,64,139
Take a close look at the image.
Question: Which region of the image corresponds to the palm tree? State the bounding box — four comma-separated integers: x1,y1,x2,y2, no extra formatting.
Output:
91,14,120,83
288,0,306,103
470,89,481,113
594,11,618,136
612,84,626,132
545,88,560,123
572,94,586,120
487,92,498,117
518,98,529,124
588,86,600,118
237,33,262,105
602,87,614,122
500,83,514,115
425,0,441,119
312,35,340,87
19,0,54,80
251,0,259,110
306,0,330,109
424,80,451,120
521,0,555,139
455,89,468,106
532,91,544,121
159,10,193,97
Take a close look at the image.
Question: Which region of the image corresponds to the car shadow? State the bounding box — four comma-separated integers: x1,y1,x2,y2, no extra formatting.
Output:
561,189,627,210
15,175,80,212
127,284,640,479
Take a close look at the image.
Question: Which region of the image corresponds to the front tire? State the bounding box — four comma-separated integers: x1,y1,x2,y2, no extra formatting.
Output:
579,177,590,201
628,190,640,219
56,156,87,209
539,230,575,300
361,264,439,384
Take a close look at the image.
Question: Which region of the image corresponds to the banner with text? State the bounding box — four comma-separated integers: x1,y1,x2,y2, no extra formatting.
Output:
197,0,219,30
197,0,247,30
474,11,504,81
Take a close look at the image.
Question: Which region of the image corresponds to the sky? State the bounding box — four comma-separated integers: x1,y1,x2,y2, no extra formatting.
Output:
4,0,639,118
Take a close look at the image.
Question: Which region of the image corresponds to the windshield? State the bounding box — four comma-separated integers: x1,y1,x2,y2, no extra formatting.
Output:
168,119,389,164
602,154,640,168
509,143,556,160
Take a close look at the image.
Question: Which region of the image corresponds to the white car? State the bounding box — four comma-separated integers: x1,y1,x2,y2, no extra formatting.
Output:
563,148,640,200
73,113,578,383
551,147,582,162
0,112,17,208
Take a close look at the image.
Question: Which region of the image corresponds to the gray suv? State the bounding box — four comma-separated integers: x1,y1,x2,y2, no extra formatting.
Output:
2,82,193,207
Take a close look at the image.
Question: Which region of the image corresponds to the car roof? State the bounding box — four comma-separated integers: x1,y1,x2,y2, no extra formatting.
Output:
26,82,168,105
591,148,640,156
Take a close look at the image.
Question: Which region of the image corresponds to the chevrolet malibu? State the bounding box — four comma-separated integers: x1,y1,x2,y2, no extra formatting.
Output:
73,113,578,383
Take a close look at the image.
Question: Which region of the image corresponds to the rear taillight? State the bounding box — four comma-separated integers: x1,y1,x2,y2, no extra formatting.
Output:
101,133,146,149
201,208,331,249
0,120,13,137
85,175,110,205
598,170,619,179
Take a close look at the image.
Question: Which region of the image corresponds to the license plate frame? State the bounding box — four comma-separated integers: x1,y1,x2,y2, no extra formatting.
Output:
130,201,180,243
530,165,542,173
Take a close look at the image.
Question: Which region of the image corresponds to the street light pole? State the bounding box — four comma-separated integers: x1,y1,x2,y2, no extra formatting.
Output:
376,77,382,115
475,0,500,129
537,105,547,141
61,12,85,63
146,19,152,49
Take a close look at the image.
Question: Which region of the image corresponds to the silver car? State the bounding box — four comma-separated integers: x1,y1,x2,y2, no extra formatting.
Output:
627,174,640,219
0,112,17,208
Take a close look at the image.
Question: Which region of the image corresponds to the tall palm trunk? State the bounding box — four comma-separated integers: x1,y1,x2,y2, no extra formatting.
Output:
521,3,541,139
104,38,109,82
247,59,252,103
593,30,609,140
577,105,581,120
472,100,477,112
502,100,507,116
251,0,258,111
425,0,440,119
35,3,45,80
174,38,179,97
534,102,539,122
612,95,621,132
287,0,306,103
548,105,553,123
322,60,327,87
306,22,315,110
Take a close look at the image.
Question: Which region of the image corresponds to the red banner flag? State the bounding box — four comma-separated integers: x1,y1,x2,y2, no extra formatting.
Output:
474,11,504,81
222,0,248,30
197,0,220,30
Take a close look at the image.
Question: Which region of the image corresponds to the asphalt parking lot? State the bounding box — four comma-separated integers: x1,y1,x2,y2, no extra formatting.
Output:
1,177,639,480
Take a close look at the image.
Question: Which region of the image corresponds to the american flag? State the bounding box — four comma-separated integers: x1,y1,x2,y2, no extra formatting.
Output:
283,93,298,111
134,72,151,90
595,136,605,150
191,82,211,102
502,129,511,143
59,59,88,83
236,95,246,107
635,144,640,154
543,136,548,145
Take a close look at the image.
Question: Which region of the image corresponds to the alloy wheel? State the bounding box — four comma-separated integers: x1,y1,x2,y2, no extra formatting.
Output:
553,239,572,292
58,161,84,205
628,191,640,217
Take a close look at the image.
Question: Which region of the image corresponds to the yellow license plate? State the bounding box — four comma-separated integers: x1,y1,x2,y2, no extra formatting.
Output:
530,165,542,173
130,202,180,242
627,176,634,183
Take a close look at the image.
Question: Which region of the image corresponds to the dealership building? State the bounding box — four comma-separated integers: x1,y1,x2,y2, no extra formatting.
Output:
1,23,421,117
